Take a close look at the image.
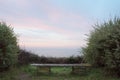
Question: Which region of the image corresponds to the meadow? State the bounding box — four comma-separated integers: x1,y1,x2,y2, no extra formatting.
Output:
0,65,119,80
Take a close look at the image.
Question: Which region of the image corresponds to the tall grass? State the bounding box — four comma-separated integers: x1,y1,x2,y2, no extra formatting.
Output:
0,65,119,80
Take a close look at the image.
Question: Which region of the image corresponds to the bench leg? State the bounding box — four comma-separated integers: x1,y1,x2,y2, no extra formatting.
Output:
48,67,51,73
72,66,75,73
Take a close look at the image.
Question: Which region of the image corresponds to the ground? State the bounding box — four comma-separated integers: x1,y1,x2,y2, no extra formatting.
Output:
0,65,119,80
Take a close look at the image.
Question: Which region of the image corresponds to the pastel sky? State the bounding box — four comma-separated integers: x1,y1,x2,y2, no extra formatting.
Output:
0,0,120,57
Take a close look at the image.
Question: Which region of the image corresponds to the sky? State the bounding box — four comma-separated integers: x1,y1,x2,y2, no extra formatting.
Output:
0,0,120,57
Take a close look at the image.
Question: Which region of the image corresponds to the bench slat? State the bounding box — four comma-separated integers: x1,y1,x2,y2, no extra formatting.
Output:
30,64,91,67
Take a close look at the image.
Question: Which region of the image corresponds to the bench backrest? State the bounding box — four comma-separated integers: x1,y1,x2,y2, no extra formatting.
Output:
30,64,91,67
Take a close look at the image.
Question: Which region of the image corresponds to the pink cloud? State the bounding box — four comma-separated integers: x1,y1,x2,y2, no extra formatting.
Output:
19,35,85,48
0,0,92,35
0,0,93,48
7,17,74,36
33,1,93,32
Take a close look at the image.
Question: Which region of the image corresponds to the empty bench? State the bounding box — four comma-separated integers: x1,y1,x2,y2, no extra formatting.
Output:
30,64,91,73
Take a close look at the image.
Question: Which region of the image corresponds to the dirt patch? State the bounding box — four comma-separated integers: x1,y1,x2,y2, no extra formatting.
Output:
16,72,31,80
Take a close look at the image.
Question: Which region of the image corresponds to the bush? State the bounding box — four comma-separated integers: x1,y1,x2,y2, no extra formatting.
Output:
0,22,18,71
67,56,83,64
83,18,120,76
18,49,40,65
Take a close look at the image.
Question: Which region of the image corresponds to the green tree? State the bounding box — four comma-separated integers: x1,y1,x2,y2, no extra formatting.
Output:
83,18,120,76
0,22,18,71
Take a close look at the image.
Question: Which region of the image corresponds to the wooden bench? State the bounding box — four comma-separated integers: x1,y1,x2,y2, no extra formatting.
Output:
30,64,91,73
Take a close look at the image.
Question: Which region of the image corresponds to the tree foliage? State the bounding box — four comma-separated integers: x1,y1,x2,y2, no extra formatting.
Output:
18,49,83,65
0,22,18,71
83,18,120,76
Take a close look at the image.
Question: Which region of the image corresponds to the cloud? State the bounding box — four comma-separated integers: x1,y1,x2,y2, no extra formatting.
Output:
0,0,93,48
0,0,92,34
19,35,85,48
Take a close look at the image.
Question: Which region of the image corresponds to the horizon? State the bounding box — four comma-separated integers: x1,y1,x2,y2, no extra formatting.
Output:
0,0,120,57
21,46,81,57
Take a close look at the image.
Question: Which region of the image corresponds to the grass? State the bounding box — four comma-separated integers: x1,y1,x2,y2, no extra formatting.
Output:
51,67,72,73
0,65,119,80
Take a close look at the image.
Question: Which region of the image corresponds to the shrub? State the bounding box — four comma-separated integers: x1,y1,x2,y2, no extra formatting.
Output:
67,56,83,63
18,49,40,65
0,22,18,71
83,18,120,76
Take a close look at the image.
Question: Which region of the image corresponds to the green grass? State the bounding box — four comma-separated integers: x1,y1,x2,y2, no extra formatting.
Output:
0,65,119,80
51,67,72,73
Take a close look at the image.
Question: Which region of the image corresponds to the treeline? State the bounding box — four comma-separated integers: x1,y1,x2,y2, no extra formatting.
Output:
18,49,83,65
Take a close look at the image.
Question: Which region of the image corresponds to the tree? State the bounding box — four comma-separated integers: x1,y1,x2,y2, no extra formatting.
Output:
0,22,18,71
83,18,120,76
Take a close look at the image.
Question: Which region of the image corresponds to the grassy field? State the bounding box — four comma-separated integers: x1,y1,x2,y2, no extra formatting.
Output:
0,65,119,80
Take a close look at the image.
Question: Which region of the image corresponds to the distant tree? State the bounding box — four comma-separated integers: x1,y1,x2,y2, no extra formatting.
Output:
83,18,120,76
0,22,18,71
18,49,40,65
67,56,83,64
